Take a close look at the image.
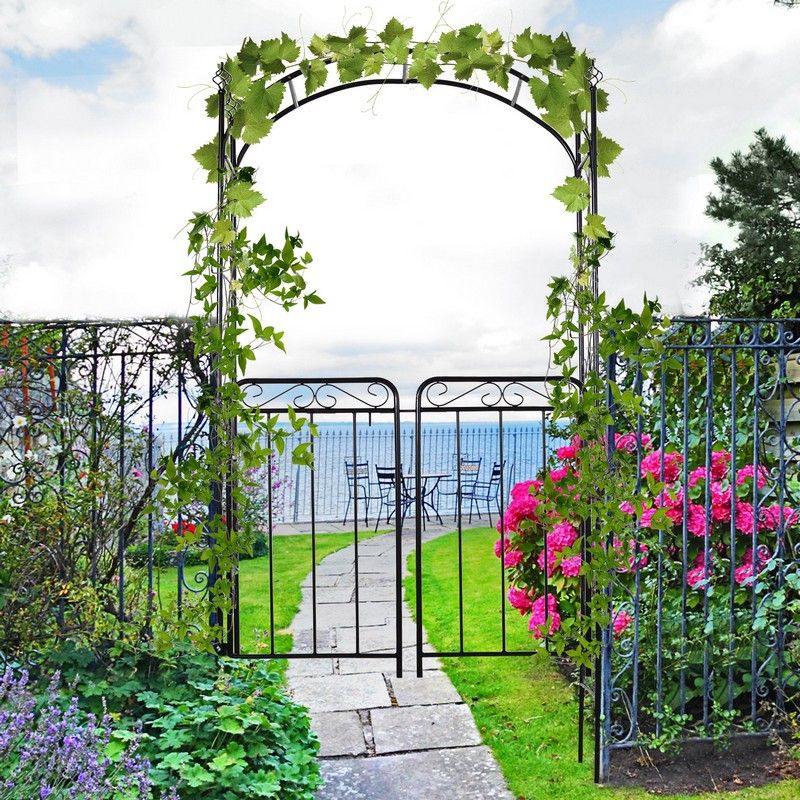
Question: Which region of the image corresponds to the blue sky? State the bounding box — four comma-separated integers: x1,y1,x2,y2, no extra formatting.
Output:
4,38,128,90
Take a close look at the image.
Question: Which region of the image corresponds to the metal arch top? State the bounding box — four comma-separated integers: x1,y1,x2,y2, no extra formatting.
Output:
233,65,581,172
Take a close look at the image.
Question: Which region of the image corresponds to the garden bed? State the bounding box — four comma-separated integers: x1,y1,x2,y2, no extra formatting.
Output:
609,736,800,794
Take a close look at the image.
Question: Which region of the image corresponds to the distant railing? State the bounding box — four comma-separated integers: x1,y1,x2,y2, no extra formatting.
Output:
157,422,554,523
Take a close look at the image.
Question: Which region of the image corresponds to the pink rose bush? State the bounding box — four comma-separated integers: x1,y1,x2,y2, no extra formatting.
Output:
495,433,799,647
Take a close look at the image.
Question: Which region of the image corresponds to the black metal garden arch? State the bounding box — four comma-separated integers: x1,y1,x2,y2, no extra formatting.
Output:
210,44,603,775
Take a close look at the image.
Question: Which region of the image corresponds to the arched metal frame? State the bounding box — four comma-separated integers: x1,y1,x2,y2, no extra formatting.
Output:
209,51,604,778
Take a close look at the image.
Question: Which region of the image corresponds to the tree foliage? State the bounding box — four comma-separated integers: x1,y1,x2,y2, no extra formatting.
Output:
695,129,800,318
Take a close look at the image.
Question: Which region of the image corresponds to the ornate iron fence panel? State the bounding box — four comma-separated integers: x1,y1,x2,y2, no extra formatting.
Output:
413,375,580,677
0,319,208,644
599,318,800,781
236,377,404,673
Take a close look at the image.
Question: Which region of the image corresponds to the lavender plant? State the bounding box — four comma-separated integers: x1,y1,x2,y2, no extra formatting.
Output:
0,668,178,800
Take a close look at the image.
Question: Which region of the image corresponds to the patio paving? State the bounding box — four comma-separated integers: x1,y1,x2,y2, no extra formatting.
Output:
285,524,513,800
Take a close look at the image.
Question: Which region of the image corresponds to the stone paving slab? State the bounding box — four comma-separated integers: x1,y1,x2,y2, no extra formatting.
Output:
290,672,391,713
283,529,513,799
310,711,366,757
317,746,514,800
370,703,481,754
389,673,463,706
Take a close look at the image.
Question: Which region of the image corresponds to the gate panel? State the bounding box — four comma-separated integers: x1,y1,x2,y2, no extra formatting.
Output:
413,376,579,676
235,378,403,675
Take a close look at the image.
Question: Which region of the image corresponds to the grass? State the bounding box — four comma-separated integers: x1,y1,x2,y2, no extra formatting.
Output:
158,528,383,654
406,526,800,800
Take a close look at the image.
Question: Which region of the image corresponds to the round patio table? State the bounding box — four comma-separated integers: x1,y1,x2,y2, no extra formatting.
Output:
402,472,449,526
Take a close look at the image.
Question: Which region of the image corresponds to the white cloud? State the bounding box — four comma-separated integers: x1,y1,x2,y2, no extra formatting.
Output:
1,0,799,394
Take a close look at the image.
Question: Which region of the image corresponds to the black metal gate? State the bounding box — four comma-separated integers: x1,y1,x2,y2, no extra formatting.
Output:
233,378,405,674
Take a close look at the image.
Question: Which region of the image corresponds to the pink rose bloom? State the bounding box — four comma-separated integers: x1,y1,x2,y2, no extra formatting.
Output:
640,450,683,483
735,502,756,535
548,521,578,551
494,537,510,558
687,504,710,538
131,467,143,479
528,593,560,639
511,479,542,501
710,483,732,523
556,444,579,461
688,466,707,487
537,547,557,577
612,609,633,637
711,451,732,480
507,586,533,614
736,464,768,490
560,554,582,577
620,500,636,515
614,432,653,453
759,504,799,531
734,547,766,586
687,550,712,590
549,467,570,483
504,549,524,568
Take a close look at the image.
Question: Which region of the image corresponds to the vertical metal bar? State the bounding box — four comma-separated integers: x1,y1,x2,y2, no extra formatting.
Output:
655,356,667,736
57,327,68,627
117,353,126,622
310,411,318,654
702,340,714,732
751,340,761,725
456,410,464,653
89,330,99,586
499,409,507,652
680,350,689,716
728,346,738,712
352,412,360,652
775,330,787,713
177,366,185,619
415,391,424,677
393,390,403,677
267,432,276,654
146,356,155,629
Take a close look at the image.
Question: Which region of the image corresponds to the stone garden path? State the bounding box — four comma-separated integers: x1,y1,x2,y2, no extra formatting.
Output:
286,527,513,799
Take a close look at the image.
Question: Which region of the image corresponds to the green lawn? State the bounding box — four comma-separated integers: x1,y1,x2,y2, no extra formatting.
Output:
158,528,383,654
406,527,800,800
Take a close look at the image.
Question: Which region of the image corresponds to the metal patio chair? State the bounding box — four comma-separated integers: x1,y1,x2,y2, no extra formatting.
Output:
373,465,413,530
342,460,380,525
436,456,482,519
462,460,509,525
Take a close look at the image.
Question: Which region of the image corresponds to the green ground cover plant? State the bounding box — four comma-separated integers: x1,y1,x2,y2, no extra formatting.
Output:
407,526,800,799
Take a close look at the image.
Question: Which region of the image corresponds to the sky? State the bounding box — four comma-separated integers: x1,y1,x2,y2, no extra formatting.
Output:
1,0,799,397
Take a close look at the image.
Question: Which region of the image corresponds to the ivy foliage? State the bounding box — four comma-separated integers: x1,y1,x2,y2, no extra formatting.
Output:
177,18,623,650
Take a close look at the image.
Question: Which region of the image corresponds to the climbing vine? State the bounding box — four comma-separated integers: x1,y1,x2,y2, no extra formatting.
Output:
167,18,629,651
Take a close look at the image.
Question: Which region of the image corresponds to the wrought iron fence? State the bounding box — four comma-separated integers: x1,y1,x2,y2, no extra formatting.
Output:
0,319,206,641
599,318,800,781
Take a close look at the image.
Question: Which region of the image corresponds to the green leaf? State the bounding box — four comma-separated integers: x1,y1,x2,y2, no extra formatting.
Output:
160,751,192,770
300,58,327,94
180,764,214,788
379,18,413,46
193,140,218,173
552,177,590,212
364,51,385,76
210,219,235,245
584,213,610,241
216,716,245,735
512,28,553,68
226,182,265,217
409,44,442,89
596,132,623,177
240,116,273,145
249,771,281,797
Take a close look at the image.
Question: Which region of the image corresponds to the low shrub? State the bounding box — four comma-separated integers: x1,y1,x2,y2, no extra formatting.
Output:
44,641,321,800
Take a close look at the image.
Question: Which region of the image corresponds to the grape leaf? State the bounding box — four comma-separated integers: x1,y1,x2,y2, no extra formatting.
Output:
379,17,413,46
512,28,553,68
584,213,610,241
409,44,441,89
364,51,385,76
300,58,327,94
226,183,266,218
552,177,590,212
